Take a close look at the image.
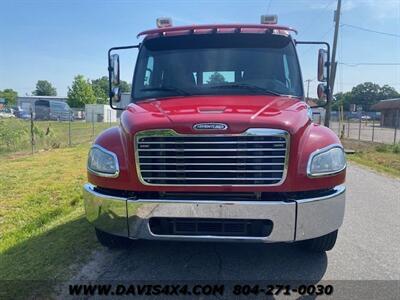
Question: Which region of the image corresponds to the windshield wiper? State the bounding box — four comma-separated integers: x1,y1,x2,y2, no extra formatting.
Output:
210,83,282,96
140,86,191,96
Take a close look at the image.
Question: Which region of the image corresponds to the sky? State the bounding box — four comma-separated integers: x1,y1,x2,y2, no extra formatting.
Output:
0,0,399,98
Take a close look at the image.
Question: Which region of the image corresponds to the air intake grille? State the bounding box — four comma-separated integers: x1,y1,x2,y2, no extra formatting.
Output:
149,217,273,237
135,129,289,186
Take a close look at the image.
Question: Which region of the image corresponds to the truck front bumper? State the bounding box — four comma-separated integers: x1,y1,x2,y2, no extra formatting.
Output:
83,184,345,242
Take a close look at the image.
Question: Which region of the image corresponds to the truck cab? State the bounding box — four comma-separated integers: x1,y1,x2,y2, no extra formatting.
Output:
84,17,346,252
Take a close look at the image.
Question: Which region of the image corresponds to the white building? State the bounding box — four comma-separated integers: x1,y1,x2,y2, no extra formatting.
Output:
85,104,117,123
120,92,132,108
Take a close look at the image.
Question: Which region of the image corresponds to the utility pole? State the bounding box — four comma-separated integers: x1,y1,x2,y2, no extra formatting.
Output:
325,0,341,127
305,79,312,101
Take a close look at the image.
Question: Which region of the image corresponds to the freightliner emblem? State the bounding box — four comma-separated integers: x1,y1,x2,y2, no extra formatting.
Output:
193,123,228,130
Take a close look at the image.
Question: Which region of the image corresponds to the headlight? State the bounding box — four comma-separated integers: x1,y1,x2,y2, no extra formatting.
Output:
87,145,119,177
307,145,346,177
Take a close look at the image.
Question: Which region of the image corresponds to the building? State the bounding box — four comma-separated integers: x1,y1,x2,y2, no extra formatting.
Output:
120,92,132,109
17,96,68,112
306,99,326,124
85,104,117,123
371,98,400,128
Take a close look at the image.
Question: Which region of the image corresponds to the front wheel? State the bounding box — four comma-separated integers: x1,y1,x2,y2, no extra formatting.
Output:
300,230,338,252
95,228,133,249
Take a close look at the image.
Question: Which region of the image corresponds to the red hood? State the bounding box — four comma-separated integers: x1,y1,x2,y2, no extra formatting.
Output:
121,95,310,135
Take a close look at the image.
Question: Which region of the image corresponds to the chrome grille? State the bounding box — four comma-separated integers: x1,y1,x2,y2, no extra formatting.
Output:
135,129,289,186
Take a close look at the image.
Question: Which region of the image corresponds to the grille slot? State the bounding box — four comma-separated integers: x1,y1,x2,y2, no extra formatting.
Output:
135,129,289,186
149,217,273,237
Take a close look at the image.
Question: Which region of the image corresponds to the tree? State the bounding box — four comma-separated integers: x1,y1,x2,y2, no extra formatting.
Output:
0,89,18,106
349,82,380,111
378,84,399,100
207,72,226,85
119,80,131,93
346,82,400,111
331,91,352,111
32,80,57,96
91,76,109,104
67,75,96,108
91,76,131,104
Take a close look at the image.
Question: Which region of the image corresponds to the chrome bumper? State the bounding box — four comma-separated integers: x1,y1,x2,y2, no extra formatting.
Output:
83,184,345,242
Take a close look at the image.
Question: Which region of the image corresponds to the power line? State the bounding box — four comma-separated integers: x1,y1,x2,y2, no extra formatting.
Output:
339,62,400,67
336,82,400,86
299,26,334,55
341,23,400,38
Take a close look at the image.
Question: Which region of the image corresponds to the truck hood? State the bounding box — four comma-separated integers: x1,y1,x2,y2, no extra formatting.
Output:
122,95,310,135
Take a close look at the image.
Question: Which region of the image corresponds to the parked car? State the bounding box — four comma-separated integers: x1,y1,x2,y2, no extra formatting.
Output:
361,115,371,121
0,108,15,118
14,107,32,119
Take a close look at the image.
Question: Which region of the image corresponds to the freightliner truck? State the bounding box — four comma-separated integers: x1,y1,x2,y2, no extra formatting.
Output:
84,16,346,252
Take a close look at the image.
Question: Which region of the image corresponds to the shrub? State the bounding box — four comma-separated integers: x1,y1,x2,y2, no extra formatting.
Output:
0,119,29,151
393,143,400,154
375,143,400,154
375,144,389,152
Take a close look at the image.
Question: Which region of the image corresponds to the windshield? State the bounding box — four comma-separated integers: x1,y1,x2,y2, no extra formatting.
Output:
132,33,303,101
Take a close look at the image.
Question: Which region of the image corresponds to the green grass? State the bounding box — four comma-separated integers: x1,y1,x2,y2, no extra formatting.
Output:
375,143,400,154
0,144,99,298
0,118,115,156
342,139,400,178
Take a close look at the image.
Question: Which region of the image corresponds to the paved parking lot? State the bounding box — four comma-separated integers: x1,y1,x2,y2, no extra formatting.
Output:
73,164,400,298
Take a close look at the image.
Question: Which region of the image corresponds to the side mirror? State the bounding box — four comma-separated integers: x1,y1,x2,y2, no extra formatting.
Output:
317,49,328,82
107,44,139,110
110,54,120,86
317,83,327,101
111,87,121,103
109,54,121,103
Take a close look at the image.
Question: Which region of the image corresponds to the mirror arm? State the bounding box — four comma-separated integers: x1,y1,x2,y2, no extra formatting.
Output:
294,40,331,102
108,44,140,111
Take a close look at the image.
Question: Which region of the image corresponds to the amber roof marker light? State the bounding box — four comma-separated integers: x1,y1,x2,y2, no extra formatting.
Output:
260,15,278,25
156,17,172,28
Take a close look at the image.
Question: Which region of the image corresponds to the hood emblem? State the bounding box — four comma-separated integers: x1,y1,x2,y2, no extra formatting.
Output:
193,123,228,130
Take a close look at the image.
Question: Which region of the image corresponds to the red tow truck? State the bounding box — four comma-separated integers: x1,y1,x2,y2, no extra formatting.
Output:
84,16,346,252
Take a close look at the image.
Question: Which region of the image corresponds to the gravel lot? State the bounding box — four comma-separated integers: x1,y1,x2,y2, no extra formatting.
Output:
72,163,400,298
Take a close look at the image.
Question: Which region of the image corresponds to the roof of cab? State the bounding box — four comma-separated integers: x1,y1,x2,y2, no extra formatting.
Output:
137,24,297,39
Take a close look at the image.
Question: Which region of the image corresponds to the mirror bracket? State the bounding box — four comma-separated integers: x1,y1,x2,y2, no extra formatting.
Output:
108,44,140,111
294,40,331,103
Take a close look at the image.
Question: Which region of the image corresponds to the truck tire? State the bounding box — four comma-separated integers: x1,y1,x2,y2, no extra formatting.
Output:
95,228,132,249
301,230,338,252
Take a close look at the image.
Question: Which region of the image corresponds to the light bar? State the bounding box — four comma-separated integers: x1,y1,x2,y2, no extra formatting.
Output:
156,17,172,28
261,14,278,24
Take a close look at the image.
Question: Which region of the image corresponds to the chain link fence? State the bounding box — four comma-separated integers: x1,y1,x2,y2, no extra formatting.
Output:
2,105,399,157
329,111,399,145
0,106,118,156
